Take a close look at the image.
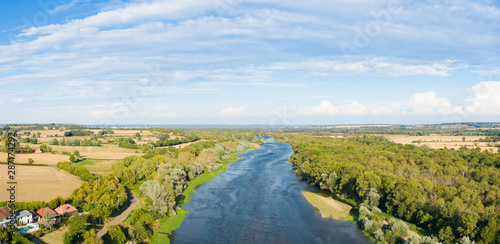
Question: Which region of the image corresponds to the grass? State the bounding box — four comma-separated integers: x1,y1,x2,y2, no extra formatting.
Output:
345,198,358,207
302,191,353,221
151,146,260,244
73,158,115,175
361,230,377,242
34,225,70,244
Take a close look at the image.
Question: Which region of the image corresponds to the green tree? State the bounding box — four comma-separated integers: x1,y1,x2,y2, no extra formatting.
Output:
356,171,381,197
28,158,34,165
139,180,175,215
364,188,380,208
133,221,152,242
439,226,454,243
69,155,76,163
73,150,80,157
326,171,338,192
39,144,48,152
42,210,53,229
108,225,126,244
391,220,409,239
83,229,98,244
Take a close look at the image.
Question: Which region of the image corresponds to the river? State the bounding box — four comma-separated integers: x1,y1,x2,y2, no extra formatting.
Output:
171,139,372,244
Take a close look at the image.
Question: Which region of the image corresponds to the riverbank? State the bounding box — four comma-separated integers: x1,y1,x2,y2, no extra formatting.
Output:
302,191,353,221
151,145,260,244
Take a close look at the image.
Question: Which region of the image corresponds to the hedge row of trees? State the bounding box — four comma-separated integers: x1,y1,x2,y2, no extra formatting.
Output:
49,138,101,146
283,135,500,243
117,138,139,149
64,130,94,137
154,134,200,147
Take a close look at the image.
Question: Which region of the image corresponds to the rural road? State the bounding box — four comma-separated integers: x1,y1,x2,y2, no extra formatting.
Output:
97,190,139,238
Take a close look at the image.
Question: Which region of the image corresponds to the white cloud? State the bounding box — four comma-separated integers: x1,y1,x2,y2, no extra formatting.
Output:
300,82,500,117
406,91,461,115
464,81,500,114
300,100,368,116
215,107,246,116
267,58,458,76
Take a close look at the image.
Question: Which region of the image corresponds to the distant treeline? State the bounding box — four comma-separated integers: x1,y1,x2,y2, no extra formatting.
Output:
49,138,101,147
64,130,94,137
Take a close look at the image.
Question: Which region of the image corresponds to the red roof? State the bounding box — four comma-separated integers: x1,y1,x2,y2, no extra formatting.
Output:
54,204,77,215
0,206,11,219
37,207,57,217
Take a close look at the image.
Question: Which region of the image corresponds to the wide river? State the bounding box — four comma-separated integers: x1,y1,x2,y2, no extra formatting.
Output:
171,139,372,244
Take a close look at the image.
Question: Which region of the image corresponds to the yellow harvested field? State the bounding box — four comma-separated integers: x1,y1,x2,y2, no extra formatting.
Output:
333,125,392,128
0,152,69,165
49,144,142,159
384,135,499,152
0,165,83,202
109,129,155,136
23,129,67,137
302,191,352,220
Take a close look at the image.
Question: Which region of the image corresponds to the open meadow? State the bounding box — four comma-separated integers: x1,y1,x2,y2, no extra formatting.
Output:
0,165,83,202
73,159,116,176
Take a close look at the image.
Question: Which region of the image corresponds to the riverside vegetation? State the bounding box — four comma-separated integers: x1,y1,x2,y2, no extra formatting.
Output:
276,134,500,244
0,126,262,244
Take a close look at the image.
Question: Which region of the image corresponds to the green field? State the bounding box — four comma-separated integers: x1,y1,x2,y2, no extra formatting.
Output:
73,158,115,176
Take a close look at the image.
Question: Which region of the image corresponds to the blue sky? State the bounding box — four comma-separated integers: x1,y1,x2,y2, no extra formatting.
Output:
1,0,500,125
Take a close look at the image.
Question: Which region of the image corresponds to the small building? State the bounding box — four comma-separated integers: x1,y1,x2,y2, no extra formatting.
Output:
33,147,42,153
54,204,78,217
0,206,13,227
15,210,33,224
36,207,58,220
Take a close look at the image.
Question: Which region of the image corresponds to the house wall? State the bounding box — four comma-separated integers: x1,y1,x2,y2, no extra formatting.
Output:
18,215,32,224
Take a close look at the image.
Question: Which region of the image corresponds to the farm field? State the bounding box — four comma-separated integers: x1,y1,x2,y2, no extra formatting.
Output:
0,152,69,165
383,135,499,152
49,144,142,159
0,165,83,202
105,129,155,137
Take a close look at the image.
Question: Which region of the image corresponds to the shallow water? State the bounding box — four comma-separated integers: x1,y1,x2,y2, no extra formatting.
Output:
171,140,372,244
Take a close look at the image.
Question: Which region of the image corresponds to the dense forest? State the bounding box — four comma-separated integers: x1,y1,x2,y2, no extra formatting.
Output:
279,134,500,243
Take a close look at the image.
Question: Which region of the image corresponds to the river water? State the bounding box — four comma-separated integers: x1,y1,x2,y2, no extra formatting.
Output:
171,140,372,244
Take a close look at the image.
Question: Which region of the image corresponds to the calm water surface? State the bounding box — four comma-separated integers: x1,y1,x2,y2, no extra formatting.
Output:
171,139,372,244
